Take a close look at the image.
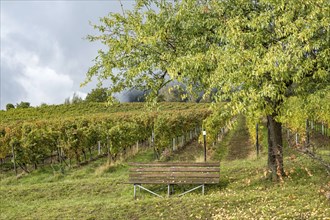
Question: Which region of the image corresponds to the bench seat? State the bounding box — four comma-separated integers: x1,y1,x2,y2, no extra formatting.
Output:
128,162,220,198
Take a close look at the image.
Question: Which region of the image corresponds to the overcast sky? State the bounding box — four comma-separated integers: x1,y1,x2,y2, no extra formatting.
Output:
0,0,135,110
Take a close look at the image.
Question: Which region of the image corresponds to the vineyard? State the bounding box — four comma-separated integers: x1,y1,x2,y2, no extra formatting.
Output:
0,102,208,123
0,104,329,219
1,98,329,175
0,102,211,174
1,0,330,218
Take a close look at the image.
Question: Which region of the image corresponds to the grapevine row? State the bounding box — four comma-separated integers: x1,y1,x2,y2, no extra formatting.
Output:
0,109,210,172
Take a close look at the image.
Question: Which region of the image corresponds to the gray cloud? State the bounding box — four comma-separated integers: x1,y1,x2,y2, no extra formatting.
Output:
1,0,134,109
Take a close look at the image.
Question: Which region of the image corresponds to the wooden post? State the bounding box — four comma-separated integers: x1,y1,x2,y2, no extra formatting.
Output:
107,135,111,165
203,129,207,162
11,144,17,176
256,123,259,157
295,133,299,145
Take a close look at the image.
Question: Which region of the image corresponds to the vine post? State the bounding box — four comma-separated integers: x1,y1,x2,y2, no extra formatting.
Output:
256,123,260,158
203,129,206,162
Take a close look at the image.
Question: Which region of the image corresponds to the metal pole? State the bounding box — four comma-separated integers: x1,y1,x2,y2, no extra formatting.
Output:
134,184,136,200
177,185,203,197
203,129,207,162
137,185,163,198
256,123,259,157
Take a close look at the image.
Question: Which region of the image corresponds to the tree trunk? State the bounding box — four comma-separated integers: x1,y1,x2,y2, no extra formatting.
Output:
267,114,285,181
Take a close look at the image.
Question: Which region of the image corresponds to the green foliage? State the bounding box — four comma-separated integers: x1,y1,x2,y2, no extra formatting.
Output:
86,1,329,130
39,103,48,107
85,88,108,103
0,127,13,158
63,93,84,105
158,84,188,102
0,102,207,124
0,102,209,168
16,102,30,109
20,122,57,166
154,109,209,151
64,97,70,105
5,103,15,111
85,0,329,178
83,1,212,103
278,87,330,136
71,92,84,104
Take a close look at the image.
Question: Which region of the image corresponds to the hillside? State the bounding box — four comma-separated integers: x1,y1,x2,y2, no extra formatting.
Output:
1,115,329,219
0,102,209,124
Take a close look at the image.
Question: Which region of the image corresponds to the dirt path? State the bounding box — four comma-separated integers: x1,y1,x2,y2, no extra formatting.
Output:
226,116,254,161
168,140,205,162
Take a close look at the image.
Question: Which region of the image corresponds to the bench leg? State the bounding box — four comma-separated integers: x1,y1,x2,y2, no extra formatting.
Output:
177,185,204,197
167,184,171,197
202,184,205,195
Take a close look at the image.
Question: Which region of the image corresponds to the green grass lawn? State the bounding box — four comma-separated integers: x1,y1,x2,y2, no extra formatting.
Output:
1,151,329,219
1,123,329,219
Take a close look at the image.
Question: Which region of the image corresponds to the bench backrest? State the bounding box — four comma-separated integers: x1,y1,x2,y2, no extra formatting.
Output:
128,162,220,184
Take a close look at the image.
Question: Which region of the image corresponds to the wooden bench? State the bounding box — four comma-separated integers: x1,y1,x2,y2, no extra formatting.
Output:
128,162,220,199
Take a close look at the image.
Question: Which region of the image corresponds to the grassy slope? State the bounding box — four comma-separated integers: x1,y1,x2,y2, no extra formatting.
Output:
0,102,209,124
1,118,330,219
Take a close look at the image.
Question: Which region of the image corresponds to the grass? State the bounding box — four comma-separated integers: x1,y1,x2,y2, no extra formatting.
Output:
1,123,330,219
